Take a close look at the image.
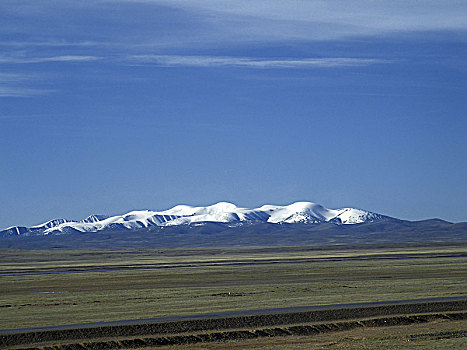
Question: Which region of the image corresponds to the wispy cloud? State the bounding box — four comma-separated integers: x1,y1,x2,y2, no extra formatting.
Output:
0,114,39,120
0,87,53,97
0,41,102,48
128,55,388,68
0,72,52,97
0,55,102,64
112,0,467,42
0,72,34,82
2,1,466,53
2,53,385,69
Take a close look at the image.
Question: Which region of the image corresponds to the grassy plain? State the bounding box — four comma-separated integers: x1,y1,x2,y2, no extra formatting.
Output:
1,243,466,330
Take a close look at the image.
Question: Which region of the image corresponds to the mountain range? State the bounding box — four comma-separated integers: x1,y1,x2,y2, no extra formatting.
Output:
1,201,387,236
1,201,465,249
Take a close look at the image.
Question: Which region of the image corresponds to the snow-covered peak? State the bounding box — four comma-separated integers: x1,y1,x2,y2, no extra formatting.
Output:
161,204,198,216
160,202,239,216
256,204,283,212
333,208,383,224
31,218,75,230
122,210,157,221
81,215,109,223
268,202,339,224
206,201,239,212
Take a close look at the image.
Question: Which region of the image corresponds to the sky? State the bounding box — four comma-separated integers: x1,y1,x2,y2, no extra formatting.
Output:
1,0,466,227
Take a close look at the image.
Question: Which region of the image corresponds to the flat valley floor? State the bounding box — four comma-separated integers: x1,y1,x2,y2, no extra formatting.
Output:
0,242,466,348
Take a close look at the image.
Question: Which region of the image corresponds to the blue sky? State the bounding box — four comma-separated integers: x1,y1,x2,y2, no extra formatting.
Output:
1,0,466,227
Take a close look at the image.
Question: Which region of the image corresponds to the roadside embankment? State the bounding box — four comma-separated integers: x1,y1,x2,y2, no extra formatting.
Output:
2,298,466,348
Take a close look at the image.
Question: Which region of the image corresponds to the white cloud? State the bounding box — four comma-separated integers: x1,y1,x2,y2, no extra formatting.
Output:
0,55,102,64
2,1,465,53
0,72,33,82
0,87,53,97
3,53,385,69
115,0,467,41
129,55,387,68
0,72,52,97
0,40,101,48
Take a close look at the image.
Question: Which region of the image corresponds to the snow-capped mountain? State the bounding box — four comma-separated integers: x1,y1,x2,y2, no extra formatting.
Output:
0,201,389,236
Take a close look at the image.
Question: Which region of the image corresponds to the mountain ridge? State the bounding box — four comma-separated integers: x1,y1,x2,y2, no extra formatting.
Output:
1,201,389,237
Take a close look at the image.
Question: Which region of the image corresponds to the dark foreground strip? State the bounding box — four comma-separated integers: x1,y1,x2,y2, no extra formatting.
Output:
2,299,466,347
11,312,467,350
